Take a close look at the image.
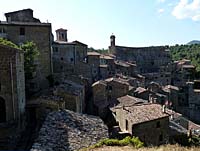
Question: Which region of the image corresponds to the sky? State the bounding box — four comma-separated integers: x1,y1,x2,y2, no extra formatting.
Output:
0,0,200,49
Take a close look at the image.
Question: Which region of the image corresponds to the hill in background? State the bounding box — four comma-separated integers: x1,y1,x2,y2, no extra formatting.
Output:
187,40,200,45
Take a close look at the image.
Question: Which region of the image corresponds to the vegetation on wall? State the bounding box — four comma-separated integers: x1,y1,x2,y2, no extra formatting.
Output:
0,38,39,80
0,38,19,49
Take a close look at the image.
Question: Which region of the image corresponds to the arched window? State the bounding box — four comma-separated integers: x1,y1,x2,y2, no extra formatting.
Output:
0,97,6,123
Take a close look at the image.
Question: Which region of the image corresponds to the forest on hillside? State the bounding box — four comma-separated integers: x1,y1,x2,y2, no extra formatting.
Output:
169,44,200,72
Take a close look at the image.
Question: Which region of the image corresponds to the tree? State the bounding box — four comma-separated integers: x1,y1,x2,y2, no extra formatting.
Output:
20,42,39,80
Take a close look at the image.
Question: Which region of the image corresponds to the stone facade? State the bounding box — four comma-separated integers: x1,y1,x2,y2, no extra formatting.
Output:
31,110,108,151
0,9,52,91
54,80,85,113
109,35,171,74
115,60,137,77
185,81,200,123
99,54,115,78
0,44,25,123
108,34,171,87
172,59,195,87
111,103,169,145
0,44,25,149
92,77,131,118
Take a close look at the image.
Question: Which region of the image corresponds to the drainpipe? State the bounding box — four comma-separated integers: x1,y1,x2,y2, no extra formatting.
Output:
10,58,16,120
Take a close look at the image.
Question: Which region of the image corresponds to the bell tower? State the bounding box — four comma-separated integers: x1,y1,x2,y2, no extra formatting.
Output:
56,28,68,42
110,34,115,47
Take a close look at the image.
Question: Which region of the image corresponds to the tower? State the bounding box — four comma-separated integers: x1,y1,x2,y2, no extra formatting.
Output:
56,28,68,42
110,34,115,47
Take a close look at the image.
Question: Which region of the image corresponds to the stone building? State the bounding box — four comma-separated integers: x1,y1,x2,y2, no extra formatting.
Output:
133,82,168,105
87,51,101,81
0,44,25,149
0,9,52,91
114,60,137,77
185,81,200,123
109,34,171,74
52,28,87,75
110,102,169,145
55,80,85,113
172,59,195,87
0,44,25,123
99,54,115,78
92,77,131,117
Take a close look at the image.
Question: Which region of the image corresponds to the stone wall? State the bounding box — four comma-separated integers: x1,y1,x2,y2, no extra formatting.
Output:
31,110,108,151
132,117,169,145
0,44,25,122
0,23,52,90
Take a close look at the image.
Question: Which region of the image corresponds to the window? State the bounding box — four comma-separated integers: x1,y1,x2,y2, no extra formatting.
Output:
61,33,64,39
159,134,163,142
0,97,6,123
156,121,161,128
125,119,129,131
60,66,63,70
61,57,63,60
70,58,74,62
20,27,25,35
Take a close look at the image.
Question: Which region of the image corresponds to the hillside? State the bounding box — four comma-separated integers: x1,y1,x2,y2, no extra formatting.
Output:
169,44,200,72
187,40,200,45
85,145,200,151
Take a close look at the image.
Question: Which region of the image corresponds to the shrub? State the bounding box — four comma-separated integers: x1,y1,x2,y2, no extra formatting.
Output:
91,136,144,149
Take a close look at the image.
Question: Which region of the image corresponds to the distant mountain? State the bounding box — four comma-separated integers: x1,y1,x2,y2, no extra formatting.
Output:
187,40,200,45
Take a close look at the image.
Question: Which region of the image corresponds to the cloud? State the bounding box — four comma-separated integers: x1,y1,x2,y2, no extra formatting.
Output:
158,0,166,3
158,8,165,13
172,0,200,21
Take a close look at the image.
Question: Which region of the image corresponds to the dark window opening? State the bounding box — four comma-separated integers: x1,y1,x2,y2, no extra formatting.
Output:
156,121,161,128
60,66,63,70
159,134,163,142
20,27,25,35
61,33,64,39
125,119,128,131
0,97,6,123
61,57,63,60
70,58,74,62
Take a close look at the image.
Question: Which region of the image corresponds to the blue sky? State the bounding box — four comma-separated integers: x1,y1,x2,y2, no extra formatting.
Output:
0,0,200,49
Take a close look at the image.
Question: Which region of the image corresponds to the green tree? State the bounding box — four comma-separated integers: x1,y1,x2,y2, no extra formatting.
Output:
21,42,39,79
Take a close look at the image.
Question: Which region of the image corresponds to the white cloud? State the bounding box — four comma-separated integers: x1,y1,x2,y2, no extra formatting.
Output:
158,0,166,3
172,0,200,21
158,8,165,13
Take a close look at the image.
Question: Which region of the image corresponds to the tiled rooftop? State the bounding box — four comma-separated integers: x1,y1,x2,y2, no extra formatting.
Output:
125,104,169,125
